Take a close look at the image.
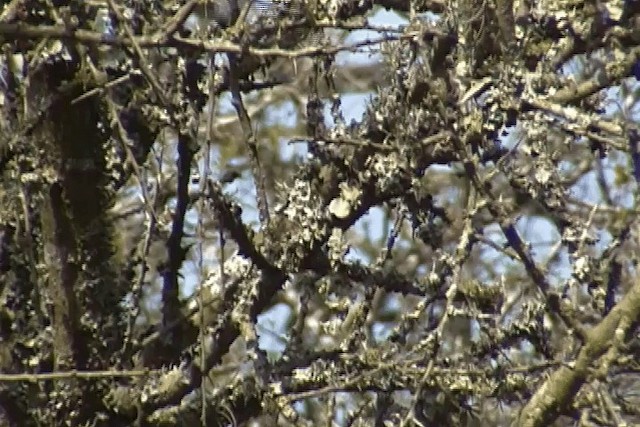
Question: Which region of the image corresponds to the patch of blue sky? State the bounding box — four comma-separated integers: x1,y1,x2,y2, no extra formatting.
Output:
336,8,407,66
345,206,389,264
323,92,372,126
478,223,517,275
478,214,571,287
571,169,614,206
331,392,359,426
593,227,614,260
278,136,304,162
516,216,561,254
344,245,373,264
371,292,403,342
517,216,567,282
257,302,291,355
371,321,395,342
264,97,299,127
216,90,235,116
596,154,636,208
381,291,403,312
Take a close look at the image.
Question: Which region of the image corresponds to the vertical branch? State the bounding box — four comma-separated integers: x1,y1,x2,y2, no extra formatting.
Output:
195,55,223,425
198,155,210,427
495,0,515,49
227,55,270,225
628,127,640,185
39,181,86,425
161,135,194,332
42,182,83,371
49,92,125,357
306,60,326,150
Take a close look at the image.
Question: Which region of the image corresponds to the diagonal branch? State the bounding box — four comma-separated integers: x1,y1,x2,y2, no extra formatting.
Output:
205,179,281,279
518,268,640,427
